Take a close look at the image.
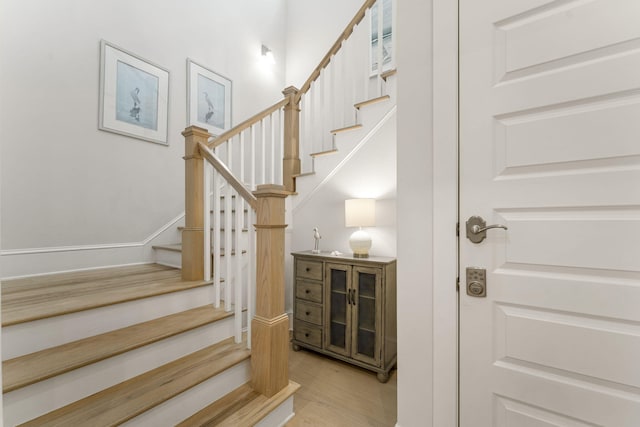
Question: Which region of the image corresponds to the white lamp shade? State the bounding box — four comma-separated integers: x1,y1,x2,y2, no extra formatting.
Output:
345,199,376,227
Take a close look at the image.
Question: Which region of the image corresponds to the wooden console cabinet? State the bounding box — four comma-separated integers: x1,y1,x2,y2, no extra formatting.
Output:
291,251,397,382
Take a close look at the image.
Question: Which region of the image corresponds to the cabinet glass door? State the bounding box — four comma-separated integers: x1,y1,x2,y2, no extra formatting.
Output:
352,266,382,366
325,263,351,357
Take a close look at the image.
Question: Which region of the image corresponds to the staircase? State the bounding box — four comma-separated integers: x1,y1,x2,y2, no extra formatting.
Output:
2,264,297,426
2,0,395,424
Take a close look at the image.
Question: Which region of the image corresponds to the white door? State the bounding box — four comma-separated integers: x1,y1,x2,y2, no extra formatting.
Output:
459,1,640,426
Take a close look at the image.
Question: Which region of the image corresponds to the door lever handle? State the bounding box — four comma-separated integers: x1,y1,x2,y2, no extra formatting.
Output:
470,224,508,234
466,216,508,244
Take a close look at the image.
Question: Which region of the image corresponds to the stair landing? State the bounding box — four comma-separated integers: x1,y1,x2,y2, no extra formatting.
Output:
2,264,210,326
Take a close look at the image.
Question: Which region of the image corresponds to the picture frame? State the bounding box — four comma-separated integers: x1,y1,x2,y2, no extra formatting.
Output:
99,40,169,145
187,59,232,136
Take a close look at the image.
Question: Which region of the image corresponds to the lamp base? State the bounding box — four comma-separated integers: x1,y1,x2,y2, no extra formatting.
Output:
349,229,372,259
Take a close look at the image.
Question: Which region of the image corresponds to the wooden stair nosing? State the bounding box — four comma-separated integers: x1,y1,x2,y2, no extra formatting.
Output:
380,68,397,80
18,336,251,427
2,274,212,327
2,269,182,304
292,172,315,179
177,381,301,427
2,264,174,294
310,149,338,158
3,305,233,393
354,94,391,109
330,123,363,134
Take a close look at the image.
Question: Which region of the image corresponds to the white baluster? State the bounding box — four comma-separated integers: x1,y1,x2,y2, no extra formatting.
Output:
250,124,256,191
279,106,284,185
225,142,233,312
234,188,242,343
212,159,221,308
247,206,256,350
270,112,275,183
261,118,266,185
204,162,211,281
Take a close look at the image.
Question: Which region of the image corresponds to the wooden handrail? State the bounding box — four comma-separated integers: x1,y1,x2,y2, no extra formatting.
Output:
197,142,258,209
294,0,377,104
207,98,290,149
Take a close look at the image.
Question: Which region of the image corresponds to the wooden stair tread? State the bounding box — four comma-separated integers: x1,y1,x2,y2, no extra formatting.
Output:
2,264,173,294
330,123,363,134
310,149,338,158
354,95,391,109
3,305,232,393
153,244,247,256
19,336,250,427
177,381,300,427
2,265,210,326
380,68,397,80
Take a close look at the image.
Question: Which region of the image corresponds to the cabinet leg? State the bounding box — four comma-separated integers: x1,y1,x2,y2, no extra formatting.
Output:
292,343,302,352
377,371,390,383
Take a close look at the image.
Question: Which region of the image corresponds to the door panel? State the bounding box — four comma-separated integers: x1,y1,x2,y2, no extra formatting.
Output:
460,0,640,426
351,266,382,366
325,263,351,357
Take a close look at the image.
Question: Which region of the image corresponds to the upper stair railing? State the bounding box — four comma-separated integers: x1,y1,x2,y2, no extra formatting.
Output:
181,0,393,399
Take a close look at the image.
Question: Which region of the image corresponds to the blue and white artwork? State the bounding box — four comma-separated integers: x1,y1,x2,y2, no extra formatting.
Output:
115,60,159,131
197,74,225,129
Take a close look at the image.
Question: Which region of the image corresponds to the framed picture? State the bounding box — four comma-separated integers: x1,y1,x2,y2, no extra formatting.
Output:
99,40,169,145
187,59,232,136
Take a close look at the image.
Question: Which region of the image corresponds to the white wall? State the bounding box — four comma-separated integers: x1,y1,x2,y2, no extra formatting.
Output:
0,0,287,277
285,0,363,89
396,0,458,426
291,115,397,257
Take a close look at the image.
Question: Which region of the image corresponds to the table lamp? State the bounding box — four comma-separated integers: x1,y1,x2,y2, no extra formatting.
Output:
345,198,375,258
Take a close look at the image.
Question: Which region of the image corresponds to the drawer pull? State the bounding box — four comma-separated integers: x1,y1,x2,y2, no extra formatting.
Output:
306,267,311,272
305,289,310,294
305,311,310,316
305,333,310,337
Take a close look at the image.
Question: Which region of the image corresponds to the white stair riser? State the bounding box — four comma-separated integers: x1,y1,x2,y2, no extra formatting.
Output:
154,233,250,269
121,360,251,427
154,247,182,269
3,318,236,426
256,397,296,427
3,285,214,360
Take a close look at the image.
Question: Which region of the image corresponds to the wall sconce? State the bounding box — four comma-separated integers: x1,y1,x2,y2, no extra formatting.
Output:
345,199,376,258
261,44,275,65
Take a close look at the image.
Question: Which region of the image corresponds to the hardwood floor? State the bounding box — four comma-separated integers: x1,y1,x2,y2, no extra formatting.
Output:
287,346,397,427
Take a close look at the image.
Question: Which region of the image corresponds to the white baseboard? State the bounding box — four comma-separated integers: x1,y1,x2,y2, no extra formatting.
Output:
0,214,184,279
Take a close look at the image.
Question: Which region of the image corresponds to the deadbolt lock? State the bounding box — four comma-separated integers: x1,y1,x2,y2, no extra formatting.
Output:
466,267,486,297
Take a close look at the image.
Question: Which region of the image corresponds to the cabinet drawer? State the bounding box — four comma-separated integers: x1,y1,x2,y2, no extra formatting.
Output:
296,280,323,303
295,300,322,325
294,321,322,348
296,259,323,281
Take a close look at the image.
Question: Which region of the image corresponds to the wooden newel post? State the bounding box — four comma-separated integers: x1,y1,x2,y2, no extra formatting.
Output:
251,184,290,397
182,126,210,281
282,86,301,193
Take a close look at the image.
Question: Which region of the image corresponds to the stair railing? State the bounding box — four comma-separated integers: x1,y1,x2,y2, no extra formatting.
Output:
181,0,393,399
183,126,289,398
202,0,393,193
295,0,393,174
